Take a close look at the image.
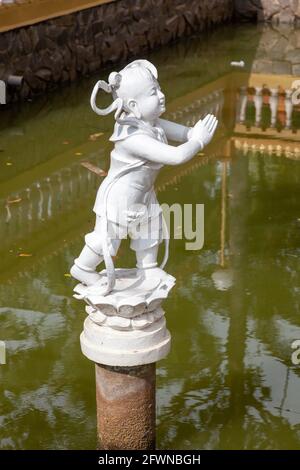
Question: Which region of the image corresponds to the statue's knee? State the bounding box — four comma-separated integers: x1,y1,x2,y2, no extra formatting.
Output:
85,231,103,255
85,231,121,256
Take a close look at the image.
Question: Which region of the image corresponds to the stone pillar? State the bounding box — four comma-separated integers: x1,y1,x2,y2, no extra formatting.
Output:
285,89,293,129
253,87,263,127
270,88,279,128
74,268,175,450
95,363,155,450
238,86,248,124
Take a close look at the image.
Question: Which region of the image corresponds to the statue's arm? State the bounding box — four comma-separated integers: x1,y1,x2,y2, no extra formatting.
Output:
157,118,191,143
119,114,218,166
119,135,202,166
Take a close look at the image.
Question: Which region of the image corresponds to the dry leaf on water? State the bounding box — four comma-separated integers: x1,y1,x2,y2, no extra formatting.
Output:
7,197,22,204
89,132,104,141
18,253,33,257
81,161,107,177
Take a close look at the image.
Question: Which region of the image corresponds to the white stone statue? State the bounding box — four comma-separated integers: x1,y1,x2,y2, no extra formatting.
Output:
71,59,218,366
70,59,218,295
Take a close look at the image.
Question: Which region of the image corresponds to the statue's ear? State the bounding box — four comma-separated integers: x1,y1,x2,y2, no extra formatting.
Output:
127,99,142,119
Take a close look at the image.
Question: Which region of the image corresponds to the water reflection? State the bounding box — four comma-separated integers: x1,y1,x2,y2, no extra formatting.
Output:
211,161,234,292
1,24,300,449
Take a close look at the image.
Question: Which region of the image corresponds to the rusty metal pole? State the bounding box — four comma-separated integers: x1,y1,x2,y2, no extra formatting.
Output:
95,363,156,450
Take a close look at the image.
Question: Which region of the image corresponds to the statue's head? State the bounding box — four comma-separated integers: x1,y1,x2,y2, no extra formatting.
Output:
90,60,165,124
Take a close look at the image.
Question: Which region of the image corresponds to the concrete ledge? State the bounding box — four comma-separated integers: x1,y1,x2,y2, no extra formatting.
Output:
0,0,115,33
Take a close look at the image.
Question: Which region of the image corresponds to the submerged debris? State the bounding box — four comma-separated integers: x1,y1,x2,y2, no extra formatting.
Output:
230,60,245,68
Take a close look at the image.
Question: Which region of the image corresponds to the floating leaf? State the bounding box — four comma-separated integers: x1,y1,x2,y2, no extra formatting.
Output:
80,161,107,176
62,140,70,145
75,152,83,156
89,132,103,141
7,197,22,204
6,162,12,166
64,273,71,277
18,253,32,257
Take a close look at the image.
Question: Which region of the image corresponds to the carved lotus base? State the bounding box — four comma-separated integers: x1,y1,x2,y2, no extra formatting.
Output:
74,268,175,366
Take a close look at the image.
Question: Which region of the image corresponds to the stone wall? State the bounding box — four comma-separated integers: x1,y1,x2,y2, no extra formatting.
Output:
234,0,300,24
0,0,233,102
250,25,300,76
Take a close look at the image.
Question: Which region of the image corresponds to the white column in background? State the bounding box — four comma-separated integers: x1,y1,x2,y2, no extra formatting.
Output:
270,88,279,128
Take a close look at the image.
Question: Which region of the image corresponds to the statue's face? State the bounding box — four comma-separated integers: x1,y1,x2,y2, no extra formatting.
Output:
128,77,165,122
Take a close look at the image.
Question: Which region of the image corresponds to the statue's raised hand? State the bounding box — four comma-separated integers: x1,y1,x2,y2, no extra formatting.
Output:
189,114,218,149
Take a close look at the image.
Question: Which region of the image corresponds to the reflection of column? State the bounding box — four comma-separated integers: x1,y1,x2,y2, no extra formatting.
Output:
253,87,263,127
80,165,88,198
46,177,53,219
57,173,64,194
69,168,74,196
212,160,234,292
87,167,92,190
212,90,221,118
36,182,44,221
76,166,83,198
218,89,225,120
213,91,219,117
211,93,216,115
222,151,249,449
285,89,293,130
26,188,32,222
17,191,29,237
220,161,227,268
270,88,279,128
56,173,64,212
238,87,248,124
201,96,208,119
14,195,22,234
64,168,73,206
208,93,215,115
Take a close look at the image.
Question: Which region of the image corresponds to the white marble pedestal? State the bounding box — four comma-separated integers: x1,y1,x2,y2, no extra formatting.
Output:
73,268,175,367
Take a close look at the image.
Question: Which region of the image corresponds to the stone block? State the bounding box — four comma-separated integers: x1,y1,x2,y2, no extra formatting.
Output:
272,60,292,74
292,64,300,76
286,49,300,63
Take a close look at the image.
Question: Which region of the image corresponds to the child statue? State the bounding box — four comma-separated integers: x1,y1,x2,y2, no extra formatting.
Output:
70,59,218,296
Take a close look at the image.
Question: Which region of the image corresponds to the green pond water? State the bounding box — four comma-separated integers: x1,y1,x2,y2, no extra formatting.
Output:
1,24,300,449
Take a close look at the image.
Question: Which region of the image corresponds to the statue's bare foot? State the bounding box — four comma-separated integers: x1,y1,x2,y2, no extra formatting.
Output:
70,264,101,286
